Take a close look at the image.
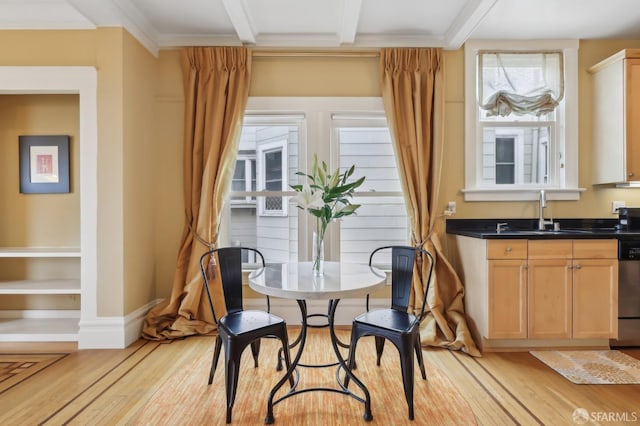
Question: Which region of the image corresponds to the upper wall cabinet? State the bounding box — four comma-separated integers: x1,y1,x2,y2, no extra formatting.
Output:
590,49,640,185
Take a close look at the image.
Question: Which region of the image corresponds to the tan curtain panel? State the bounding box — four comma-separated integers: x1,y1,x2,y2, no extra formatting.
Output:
380,48,480,356
142,47,252,340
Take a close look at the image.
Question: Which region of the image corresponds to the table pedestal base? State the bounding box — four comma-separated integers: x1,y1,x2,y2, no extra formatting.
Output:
265,299,373,423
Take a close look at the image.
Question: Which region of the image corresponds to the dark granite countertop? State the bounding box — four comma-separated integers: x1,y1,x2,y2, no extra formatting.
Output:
446,218,640,240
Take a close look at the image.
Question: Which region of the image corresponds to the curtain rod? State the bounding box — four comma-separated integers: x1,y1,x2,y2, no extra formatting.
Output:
252,49,380,58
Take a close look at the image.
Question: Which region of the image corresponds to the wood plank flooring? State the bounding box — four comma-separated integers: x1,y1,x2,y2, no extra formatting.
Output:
0,330,638,425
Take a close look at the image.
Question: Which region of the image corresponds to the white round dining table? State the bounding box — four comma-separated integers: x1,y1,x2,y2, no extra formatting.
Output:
248,261,387,300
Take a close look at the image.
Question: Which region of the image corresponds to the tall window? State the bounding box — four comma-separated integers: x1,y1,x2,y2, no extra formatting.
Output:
464,40,580,201
223,97,409,265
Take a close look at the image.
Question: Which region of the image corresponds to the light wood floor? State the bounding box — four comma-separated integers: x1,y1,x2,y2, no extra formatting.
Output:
0,330,639,426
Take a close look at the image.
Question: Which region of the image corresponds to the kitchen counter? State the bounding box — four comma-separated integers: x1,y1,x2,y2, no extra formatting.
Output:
446,218,640,240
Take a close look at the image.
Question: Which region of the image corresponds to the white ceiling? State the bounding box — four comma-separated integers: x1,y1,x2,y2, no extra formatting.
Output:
1,0,640,56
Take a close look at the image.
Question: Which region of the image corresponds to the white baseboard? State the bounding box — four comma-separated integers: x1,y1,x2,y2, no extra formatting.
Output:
77,300,159,349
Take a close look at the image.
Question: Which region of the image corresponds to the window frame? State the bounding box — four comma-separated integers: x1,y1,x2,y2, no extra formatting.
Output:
230,155,256,206
463,39,583,201
257,139,288,217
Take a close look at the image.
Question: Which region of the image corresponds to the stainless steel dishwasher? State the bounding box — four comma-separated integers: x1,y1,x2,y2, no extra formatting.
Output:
611,240,640,347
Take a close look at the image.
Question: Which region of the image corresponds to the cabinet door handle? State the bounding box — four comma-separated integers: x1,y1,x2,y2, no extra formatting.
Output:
574,264,581,269
629,172,635,177
505,247,512,253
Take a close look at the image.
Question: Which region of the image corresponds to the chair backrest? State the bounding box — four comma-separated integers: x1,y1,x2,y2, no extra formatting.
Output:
199,246,265,322
369,245,435,319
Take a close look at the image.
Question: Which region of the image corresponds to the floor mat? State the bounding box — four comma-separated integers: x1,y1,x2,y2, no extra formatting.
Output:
530,350,640,384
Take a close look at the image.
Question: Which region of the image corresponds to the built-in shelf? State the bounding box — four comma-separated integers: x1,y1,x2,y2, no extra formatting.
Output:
0,317,79,342
0,247,81,257
0,279,81,294
0,246,81,342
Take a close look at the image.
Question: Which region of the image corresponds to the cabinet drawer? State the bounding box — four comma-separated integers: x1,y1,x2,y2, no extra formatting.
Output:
528,240,572,259
573,239,617,259
487,240,527,259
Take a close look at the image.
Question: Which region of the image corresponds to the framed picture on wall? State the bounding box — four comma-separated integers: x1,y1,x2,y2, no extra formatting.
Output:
19,135,71,194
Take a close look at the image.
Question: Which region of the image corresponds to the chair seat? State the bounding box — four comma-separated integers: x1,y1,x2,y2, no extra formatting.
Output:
219,310,286,336
354,308,418,333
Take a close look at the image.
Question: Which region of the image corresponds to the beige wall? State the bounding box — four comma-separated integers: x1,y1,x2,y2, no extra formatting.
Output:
0,30,96,66
122,31,158,313
94,28,126,316
251,55,380,96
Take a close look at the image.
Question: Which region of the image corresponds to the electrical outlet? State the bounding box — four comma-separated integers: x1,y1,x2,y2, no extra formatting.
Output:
445,201,456,216
612,200,626,214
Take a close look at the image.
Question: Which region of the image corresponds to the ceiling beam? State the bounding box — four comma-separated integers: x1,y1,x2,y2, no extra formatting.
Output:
444,0,498,50
339,0,362,45
222,0,256,45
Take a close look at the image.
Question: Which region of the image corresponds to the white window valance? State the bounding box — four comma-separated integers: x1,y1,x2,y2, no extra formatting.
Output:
478,51,564,117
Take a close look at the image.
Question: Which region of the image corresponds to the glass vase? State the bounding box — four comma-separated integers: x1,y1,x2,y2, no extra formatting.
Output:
312,231,324,276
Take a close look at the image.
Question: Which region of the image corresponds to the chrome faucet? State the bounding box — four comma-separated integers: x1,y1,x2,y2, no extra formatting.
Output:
538,190,554,230
496,222,509,233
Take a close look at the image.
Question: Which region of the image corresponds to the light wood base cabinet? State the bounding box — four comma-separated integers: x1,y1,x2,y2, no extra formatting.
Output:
449,236,618,349
488,259,527,338
528,240,573,339
487,240,527,339
572,258,619,338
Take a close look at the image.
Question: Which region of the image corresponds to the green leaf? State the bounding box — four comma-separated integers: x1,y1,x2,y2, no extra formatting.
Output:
308,208,323,218
328,169,340,188
341,204,361,213
333,203,361,219
332,177,364,194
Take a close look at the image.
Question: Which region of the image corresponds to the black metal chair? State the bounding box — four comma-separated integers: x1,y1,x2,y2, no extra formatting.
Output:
345,245,435,421
199,246,293,424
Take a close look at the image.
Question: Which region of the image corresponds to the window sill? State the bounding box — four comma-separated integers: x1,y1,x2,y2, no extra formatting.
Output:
462,187,585,202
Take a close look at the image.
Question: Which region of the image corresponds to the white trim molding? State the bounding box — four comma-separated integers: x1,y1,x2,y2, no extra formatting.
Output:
78,300,159,349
